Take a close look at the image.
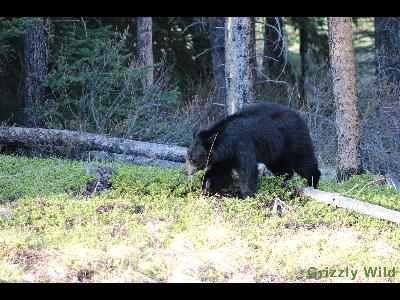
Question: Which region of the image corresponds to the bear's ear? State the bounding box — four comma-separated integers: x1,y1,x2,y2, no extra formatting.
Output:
197,129,211,142
197,129,206,139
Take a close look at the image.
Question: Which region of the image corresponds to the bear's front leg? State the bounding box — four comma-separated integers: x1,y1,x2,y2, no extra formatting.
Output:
237,155,259,199
202,162,233,195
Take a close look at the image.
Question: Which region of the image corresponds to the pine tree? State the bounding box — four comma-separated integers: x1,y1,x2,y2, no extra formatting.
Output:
136,17,154,87
209,17,226,104
328,17,363,182
224,17,255,115
23,17,47,127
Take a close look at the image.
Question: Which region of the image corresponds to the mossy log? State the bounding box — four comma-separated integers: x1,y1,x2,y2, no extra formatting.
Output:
0,126,187,166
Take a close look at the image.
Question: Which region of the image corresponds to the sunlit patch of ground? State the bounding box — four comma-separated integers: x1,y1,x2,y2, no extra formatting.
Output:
0,155,399,282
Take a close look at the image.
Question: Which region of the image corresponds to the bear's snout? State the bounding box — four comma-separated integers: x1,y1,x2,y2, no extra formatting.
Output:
183,159,197,176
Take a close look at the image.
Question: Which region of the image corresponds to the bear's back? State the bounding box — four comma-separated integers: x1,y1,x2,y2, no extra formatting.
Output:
201,101,308,142
218,101,302,131
239,102,295,118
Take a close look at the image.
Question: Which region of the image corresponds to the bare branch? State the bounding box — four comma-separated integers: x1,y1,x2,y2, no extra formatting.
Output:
80,17,88,38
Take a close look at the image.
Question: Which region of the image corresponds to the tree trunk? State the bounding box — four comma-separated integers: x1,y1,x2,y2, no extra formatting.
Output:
23,17,47,127
136,17,154,87
224,17,255,115
374,17,400,84
250,17,257,99
208,17,226,104
299,17,311,101
328,17,363,182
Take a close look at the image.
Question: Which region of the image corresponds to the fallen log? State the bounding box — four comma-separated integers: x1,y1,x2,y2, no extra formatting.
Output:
82,150,184,169
0,126,187,163
302,187,400,224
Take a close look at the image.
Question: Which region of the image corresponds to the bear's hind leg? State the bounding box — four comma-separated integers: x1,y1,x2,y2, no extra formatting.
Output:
267,159,294,181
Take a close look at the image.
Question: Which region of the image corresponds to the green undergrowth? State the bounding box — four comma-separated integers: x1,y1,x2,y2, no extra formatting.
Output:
0,154,399,283
0,155,95,203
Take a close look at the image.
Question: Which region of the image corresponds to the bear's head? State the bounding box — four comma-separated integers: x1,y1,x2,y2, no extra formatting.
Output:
183,130,217,176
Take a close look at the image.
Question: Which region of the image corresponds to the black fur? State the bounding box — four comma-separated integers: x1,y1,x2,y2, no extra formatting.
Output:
184,102,321,198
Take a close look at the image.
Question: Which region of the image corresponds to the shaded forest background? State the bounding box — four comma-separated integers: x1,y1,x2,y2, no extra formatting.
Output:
0,17,399,178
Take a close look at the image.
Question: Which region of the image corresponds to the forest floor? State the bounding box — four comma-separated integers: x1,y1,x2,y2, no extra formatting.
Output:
0,154,399,283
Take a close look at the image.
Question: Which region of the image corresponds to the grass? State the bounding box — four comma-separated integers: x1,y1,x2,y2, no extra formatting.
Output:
0,154,399,282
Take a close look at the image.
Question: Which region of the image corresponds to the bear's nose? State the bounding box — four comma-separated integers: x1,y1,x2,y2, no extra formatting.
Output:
183,166,189,175
183,160,196,176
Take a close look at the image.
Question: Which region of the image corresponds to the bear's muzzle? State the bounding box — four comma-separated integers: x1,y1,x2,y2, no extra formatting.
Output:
183,159,197,176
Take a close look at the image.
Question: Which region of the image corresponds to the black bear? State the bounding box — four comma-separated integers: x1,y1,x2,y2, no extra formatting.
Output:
183,102,321,199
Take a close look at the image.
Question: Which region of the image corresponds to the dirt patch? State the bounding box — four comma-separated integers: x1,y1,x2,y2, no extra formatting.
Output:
8,248,44,269
65,217,75,229
74,165,116,197
96,204,114,213
0,208,12,220
76,268,95,282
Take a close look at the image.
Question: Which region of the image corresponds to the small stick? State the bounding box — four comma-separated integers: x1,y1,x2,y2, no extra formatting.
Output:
342,184,359,196
356,176,386,197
